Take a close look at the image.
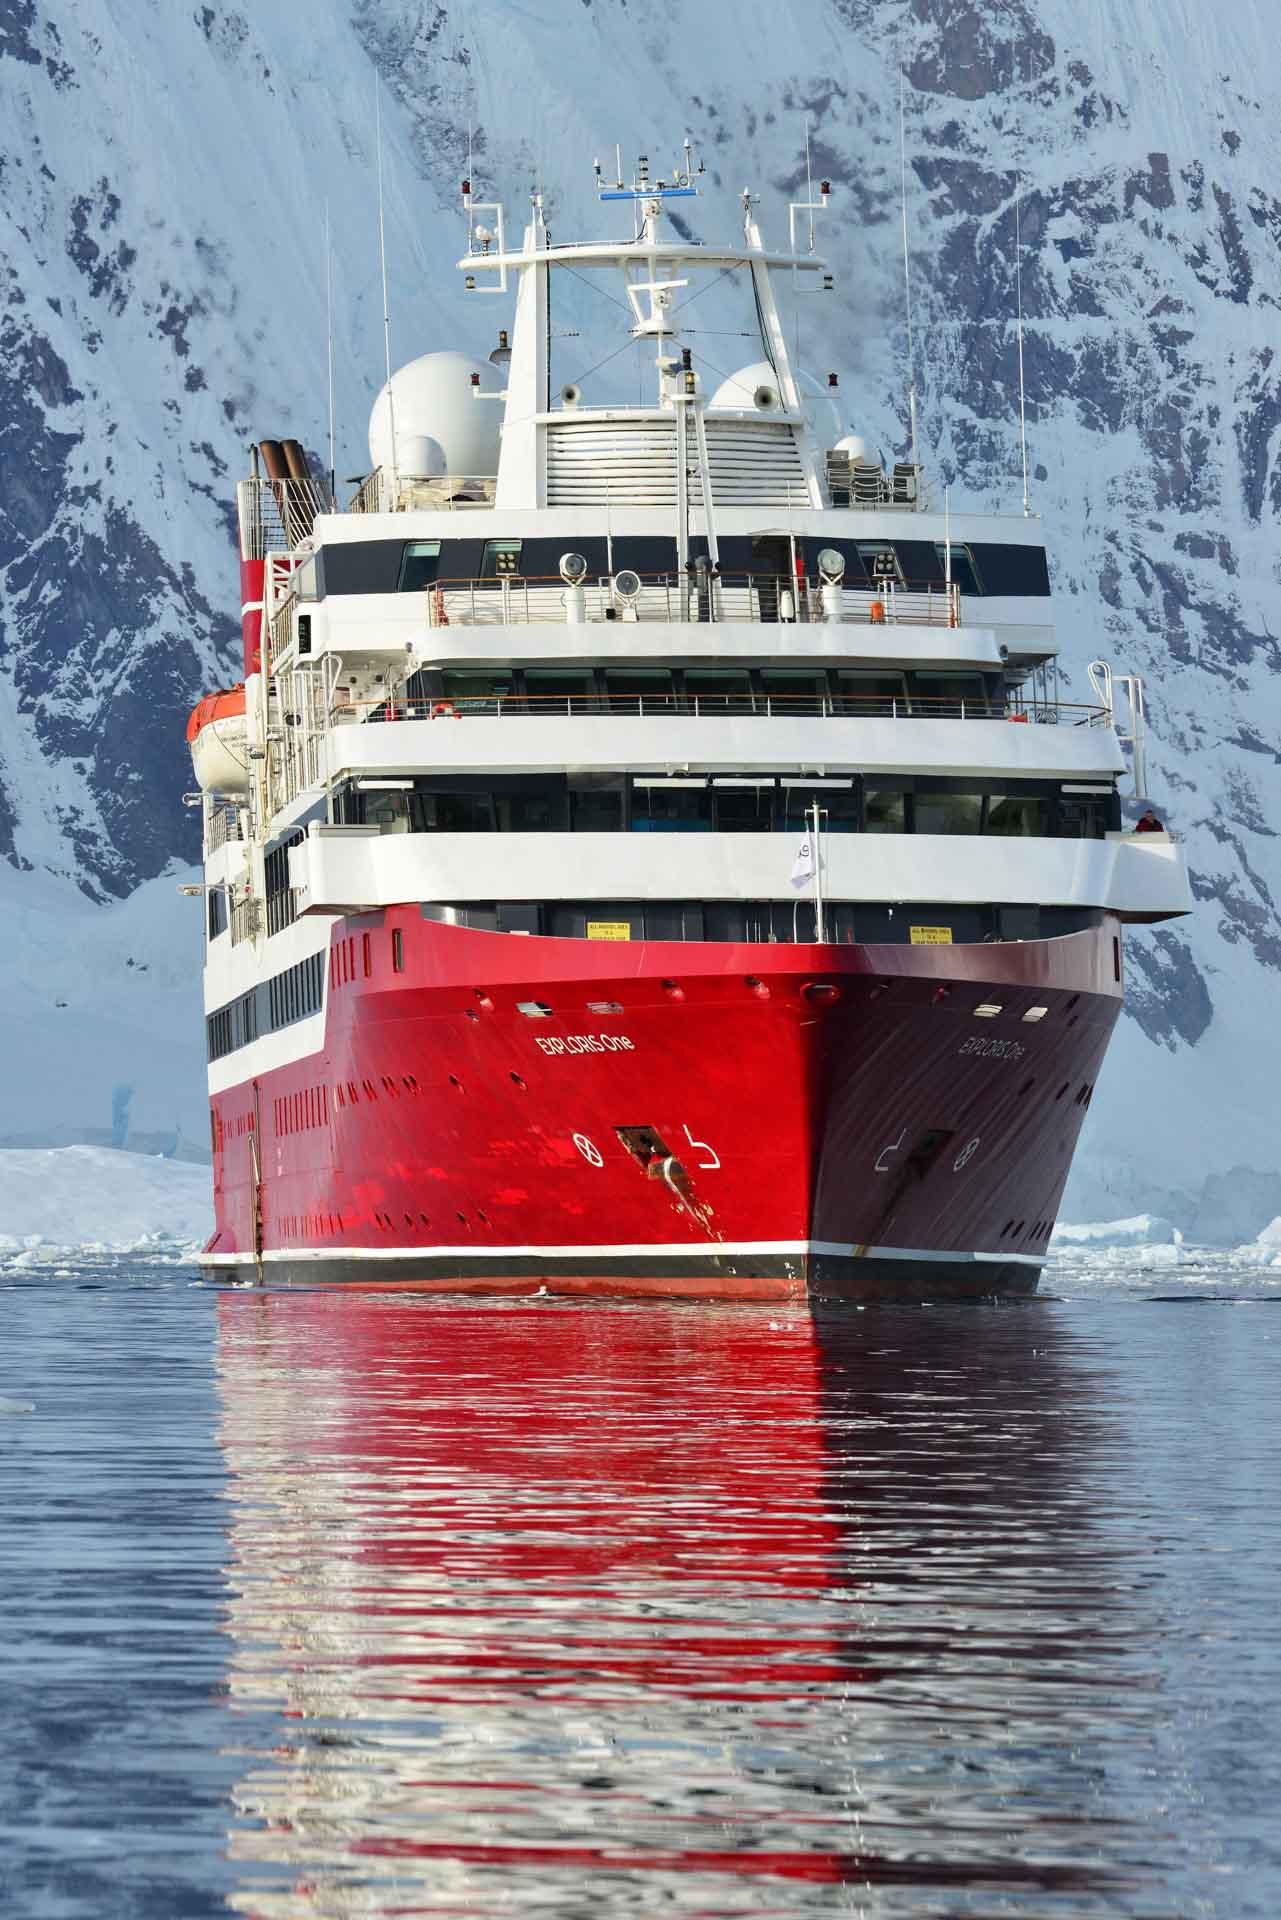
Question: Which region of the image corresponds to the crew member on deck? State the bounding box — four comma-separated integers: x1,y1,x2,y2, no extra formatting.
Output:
1134,807,1165,833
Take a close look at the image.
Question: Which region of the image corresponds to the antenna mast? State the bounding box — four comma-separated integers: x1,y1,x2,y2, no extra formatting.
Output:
375,78,399,506
324,199,336,504
1014,153,1031,515
898,69,919,468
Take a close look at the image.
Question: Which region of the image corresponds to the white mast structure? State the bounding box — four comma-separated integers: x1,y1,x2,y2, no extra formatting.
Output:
472,147,831,519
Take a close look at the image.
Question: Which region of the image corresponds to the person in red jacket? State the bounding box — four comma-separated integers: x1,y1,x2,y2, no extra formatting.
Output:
1134,807,1165,833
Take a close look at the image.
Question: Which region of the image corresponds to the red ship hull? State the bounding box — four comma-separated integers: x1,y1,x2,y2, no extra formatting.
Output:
203,912,1122,1299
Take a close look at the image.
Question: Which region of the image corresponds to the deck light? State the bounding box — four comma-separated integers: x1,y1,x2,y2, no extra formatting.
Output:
559,553,588,584
613,569,642,601
817,548,845,582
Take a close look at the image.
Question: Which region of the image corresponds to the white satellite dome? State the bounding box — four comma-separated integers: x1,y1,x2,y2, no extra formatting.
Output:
368,350,503,479
708,359,844,444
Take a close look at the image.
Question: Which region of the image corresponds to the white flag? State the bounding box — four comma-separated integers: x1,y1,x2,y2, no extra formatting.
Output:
790,832,815,889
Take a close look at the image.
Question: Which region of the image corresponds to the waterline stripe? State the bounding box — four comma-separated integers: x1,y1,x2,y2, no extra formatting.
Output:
200,1240,1043,1268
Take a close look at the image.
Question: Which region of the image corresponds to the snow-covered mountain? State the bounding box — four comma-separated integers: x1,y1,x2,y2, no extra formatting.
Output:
1,0,1278,1225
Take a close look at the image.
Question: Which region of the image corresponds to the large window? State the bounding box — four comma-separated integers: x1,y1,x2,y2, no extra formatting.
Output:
495,790,563,832
715,781,776,832
604,669,674,714
911,672,994,714
914,792,984,835
480,539,523,578
525,668,597,710
760,669,827,715
986,794,1052,836
631,781,712,832
418,791,494,832
683,669,753,713
570,776,623,831
834,671,909,716
935,544,984,595
857,542,903,587
397,541,442,591
783,783,860,833
865,788,907,834
441,669,511,713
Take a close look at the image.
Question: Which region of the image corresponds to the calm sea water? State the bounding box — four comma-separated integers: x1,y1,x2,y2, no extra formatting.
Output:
1,1262,1279,1918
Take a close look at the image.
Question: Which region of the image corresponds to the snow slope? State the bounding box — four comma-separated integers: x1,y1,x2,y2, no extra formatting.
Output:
1,0,1279,1206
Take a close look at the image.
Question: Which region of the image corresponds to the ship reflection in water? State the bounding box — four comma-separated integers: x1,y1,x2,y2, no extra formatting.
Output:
215,1296,1154,1915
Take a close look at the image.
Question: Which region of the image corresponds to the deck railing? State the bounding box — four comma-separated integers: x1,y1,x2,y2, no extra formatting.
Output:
336,688,1111,727
421,572,962,629
204,800,246,854
348,469,498,515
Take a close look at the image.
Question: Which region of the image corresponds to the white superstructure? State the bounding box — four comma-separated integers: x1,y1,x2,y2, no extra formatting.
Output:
194,145,1190,1086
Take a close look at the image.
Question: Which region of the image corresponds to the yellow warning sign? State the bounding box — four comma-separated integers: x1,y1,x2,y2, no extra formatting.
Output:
587,920,632,941
910,925,953,945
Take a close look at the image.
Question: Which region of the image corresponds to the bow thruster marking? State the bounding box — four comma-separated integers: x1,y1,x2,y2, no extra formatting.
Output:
874,1127,907,1174
682,1124,720,1170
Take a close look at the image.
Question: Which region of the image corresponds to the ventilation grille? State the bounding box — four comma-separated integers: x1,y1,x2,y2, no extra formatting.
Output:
545,417,811,508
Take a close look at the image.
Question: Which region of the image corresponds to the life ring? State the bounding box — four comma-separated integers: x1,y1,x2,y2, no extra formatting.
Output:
1007,712,1029,723
430,700,459,719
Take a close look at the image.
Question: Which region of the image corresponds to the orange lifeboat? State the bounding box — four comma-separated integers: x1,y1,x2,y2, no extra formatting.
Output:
187,684,249,793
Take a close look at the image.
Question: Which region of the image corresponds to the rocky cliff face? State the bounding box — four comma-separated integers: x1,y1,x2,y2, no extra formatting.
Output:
1,0,1278,1217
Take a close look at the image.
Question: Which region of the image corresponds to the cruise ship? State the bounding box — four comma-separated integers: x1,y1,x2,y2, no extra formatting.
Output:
188,148,1191,1298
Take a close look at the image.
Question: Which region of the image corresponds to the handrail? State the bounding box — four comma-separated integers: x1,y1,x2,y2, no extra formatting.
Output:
348,469,498,514
332,688,1110,726
420,571,961,629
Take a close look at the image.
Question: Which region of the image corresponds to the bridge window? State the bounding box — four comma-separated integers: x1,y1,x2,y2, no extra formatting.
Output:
397,541,442,591
857,542,903,587
936,543,984,595
481,539,523,578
